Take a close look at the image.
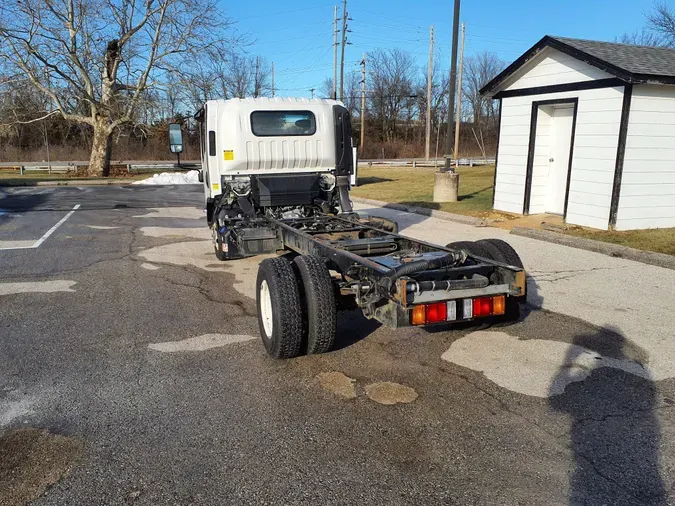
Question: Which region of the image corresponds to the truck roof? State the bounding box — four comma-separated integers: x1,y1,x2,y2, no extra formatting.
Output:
205,97,344,107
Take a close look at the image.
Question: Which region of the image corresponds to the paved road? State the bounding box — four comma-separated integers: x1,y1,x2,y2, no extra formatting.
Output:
0,185,673,505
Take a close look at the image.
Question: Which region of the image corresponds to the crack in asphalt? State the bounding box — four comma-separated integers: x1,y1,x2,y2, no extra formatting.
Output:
574,450,668,504
439,364,562,439
572,403,674,426
529,266,629,283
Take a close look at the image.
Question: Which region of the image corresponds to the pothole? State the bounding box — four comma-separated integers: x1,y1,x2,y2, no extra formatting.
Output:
0,428,82,506
315,372,357,399
364,381,418,405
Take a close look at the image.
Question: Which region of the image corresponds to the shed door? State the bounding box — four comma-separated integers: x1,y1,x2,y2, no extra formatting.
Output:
546,106,574,214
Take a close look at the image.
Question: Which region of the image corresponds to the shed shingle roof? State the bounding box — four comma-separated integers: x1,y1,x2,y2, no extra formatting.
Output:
480,36,675,97
551,37,675,78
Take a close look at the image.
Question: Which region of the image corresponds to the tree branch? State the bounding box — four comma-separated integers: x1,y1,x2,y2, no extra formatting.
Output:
0,109,60,126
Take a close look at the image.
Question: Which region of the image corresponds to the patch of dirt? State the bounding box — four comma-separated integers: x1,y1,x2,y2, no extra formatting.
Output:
0,428,83,506
364,381,418,405
315,372,357,399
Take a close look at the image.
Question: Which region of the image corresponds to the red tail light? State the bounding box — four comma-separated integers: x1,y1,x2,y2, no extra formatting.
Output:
425,302,447,323
473,297,493,318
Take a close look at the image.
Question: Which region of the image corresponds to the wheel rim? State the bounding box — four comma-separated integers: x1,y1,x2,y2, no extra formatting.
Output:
259,279,273,337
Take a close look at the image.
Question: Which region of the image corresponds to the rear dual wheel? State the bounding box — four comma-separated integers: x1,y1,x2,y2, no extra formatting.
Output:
256,255,336,359
256,258,304,359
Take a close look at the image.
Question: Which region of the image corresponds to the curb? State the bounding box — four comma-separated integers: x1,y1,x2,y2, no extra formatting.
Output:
511,226,675,270
351,196,489,227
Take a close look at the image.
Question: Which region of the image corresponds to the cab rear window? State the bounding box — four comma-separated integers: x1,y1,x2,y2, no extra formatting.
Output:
251,111,316,136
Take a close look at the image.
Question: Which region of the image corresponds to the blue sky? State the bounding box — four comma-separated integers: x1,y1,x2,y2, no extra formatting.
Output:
224,0,655,98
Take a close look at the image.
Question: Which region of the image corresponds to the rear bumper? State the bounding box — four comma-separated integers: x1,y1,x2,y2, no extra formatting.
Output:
369,292,521,329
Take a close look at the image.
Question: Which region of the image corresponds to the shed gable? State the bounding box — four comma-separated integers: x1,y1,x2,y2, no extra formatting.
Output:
503,48,613,92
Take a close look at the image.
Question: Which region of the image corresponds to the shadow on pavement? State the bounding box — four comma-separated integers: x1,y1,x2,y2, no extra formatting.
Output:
355,176,393,186
549,326,667,505
333,309,381,351
0,190,48,226
356,206,438,231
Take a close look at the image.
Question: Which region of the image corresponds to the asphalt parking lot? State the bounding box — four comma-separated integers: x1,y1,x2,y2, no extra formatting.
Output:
0,185,673,505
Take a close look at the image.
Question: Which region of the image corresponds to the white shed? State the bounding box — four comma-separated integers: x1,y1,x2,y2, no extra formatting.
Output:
481,36,675,231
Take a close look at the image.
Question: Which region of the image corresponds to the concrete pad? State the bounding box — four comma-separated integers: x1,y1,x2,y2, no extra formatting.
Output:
0,280,76,296
0,240,36,249
148,333,256,352
132,207,203,220
442,331,649,398
353,201,675,382
137,241,270,300
139,226,210,240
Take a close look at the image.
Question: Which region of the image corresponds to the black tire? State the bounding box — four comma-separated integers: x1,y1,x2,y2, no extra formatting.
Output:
448,240,523,323
256,257,304,359
293,255,337,354
446,240,492,259
477,239,524,268
472,240,505,263
476,240,525,322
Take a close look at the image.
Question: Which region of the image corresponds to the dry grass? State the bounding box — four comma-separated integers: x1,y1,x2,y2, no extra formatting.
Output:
352,165,510,219
352,165,675,257
565,227,675,256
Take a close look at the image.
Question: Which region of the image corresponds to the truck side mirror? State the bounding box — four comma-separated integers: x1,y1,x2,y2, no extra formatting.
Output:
168,123,183,154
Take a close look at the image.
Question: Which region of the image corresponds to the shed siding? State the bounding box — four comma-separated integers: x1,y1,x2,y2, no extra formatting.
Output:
495,87,623,228
617,84,675,230
503,48,612,91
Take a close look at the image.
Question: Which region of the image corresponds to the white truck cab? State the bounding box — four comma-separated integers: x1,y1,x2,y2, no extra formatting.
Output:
193,97,355,259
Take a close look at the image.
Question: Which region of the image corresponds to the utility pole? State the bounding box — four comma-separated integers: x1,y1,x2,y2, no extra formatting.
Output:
425,25,434,161
339,0,348,101
310,88,315,99
271,62,275,97
442,0,461,172
333,5,339,99
454,23,465,167
360,53,366,148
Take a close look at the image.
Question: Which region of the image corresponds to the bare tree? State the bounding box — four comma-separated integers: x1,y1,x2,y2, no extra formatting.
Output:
462,51,506,127
617,28,664,46
220,54,272,99
417,54,449,145
319,78,333,100
647,2,675,46
617,2,675,48
368,48,417,142
0,0,233,175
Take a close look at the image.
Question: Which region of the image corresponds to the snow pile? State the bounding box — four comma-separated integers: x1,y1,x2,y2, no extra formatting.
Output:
132,170,200,185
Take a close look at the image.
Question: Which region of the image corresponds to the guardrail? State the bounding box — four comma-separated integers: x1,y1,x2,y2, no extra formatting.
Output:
0,162,201,174
359,158,495,168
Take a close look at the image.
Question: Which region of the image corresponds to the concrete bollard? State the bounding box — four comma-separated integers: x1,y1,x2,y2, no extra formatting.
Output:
433,172,459,202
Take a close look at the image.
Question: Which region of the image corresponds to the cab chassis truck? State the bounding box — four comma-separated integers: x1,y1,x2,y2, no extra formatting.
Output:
187,98,527,359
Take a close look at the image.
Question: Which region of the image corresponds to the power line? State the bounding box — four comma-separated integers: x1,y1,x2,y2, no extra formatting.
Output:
238,4,335,21
249,32,329,46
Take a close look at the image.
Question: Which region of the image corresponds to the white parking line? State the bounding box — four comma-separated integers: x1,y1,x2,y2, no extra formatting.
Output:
0,204,80,251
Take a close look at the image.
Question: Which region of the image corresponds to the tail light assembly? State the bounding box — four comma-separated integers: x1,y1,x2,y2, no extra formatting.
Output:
410,295,506,325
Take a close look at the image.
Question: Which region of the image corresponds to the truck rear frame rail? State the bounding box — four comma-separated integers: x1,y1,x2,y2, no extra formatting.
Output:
247,212,527,331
